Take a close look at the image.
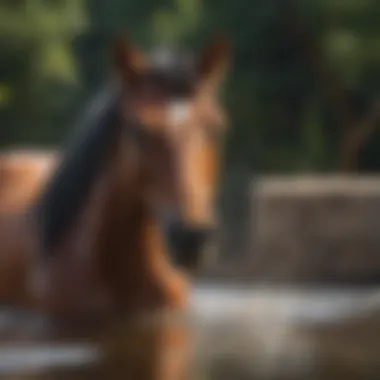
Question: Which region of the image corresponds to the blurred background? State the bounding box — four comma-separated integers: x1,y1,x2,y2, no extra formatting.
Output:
2,0,380,271
1,1,380,379
2,0,380,261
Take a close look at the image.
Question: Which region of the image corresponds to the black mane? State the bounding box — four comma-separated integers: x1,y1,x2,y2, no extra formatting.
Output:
34,85,121,253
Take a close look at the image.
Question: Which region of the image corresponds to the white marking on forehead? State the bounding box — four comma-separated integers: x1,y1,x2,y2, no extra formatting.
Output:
151,48,173,69
167,100,191,127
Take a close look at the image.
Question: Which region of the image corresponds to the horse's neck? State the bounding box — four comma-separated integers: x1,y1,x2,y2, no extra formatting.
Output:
89,136,173,300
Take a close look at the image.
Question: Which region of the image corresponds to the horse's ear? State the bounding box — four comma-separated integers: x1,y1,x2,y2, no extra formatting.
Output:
112,36,146,84
198,35,229,90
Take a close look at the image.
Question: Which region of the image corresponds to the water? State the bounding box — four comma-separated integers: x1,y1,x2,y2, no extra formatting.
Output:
1,283,380,379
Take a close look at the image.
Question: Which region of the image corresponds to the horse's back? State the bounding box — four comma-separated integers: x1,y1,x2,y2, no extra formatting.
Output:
0,148,59,213
0,148,58,304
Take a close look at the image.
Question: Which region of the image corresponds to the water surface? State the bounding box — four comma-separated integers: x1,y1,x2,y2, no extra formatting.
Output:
1,283,380,380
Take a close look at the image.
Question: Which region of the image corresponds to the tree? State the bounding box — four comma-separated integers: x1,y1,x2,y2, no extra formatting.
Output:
0,0,87,146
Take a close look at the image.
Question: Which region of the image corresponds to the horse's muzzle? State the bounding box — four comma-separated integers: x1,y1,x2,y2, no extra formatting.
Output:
165,220,215,270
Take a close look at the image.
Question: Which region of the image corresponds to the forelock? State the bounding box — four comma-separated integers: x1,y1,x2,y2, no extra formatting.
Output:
149,47,195,74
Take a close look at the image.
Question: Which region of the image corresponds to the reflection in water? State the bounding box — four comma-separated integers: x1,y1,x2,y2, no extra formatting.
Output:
0,344,98,373
0,310,191,380
1,284,380,379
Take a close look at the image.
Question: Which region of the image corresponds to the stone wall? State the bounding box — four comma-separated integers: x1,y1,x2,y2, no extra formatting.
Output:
247,176,380,283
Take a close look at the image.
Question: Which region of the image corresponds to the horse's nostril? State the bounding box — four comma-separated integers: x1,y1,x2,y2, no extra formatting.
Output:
169,224,213,248
165,221,214,269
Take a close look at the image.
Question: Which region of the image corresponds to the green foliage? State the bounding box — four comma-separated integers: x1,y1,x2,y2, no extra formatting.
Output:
1,0,380,173
0,0,87,145
151,0,202,45
2,0,380,253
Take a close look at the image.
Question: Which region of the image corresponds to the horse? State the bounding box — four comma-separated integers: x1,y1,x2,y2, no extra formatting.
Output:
0,35,229,322
0,149,59,214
